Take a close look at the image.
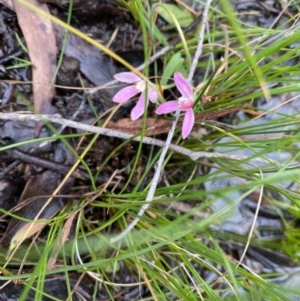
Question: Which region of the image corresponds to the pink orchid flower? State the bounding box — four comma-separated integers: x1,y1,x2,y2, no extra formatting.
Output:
155,72,195,139
112,72,158,120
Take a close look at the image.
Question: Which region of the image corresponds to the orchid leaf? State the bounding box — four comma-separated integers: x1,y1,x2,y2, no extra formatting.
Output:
156,3,194,28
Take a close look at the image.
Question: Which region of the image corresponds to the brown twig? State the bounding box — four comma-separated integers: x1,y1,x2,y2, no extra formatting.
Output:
0,148,106,182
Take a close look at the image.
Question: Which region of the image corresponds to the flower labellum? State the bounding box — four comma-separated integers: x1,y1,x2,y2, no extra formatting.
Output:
155,72,195,139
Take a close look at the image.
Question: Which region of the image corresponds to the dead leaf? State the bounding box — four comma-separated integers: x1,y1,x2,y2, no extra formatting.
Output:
1,171,65,250
107,106,243,136
107,117,172,136
0,0,14,10
13,0,57,114
0,119,51,152
55,25,116,91
0,177,25,211
195,106,244,122
47,210,76,270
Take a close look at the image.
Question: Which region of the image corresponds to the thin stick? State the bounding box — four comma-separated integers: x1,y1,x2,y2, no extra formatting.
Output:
0,112,256,162
188,0,213,82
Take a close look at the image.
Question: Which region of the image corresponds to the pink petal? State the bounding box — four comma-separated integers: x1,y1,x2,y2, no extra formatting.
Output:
174,72,193,99
155,101,179,115
112,86,139,103
131,93,146,120
178,99,193,111
148,88,158,103
182,109,195,139
114,72,141,83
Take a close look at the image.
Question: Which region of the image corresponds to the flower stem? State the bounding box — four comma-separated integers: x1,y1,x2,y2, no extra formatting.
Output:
110,111,180,244
110,0,213,244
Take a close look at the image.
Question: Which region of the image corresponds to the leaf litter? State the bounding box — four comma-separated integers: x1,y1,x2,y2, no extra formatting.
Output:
0,0,299,300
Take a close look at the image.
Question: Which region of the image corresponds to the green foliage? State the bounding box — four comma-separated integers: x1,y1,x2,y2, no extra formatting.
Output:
156,3,194,28
6,56,32,69
2,0,300,300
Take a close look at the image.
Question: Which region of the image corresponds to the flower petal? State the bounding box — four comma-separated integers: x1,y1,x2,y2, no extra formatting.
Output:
112,86,139,103
148,88,158,103
155,101,179,115
114,72,141,83
131,93,146,120
174,72,193,99
182,109,195,139
178,99,193,111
